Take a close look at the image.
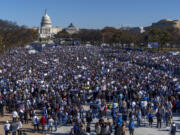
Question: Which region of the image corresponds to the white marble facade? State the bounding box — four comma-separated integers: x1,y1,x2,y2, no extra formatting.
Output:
38,10,61,38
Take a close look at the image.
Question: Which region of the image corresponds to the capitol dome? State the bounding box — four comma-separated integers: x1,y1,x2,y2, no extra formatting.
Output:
38,9,62,39
41,10,52,28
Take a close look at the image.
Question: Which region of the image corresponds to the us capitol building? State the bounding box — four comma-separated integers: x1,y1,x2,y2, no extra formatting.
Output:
37,10,79,39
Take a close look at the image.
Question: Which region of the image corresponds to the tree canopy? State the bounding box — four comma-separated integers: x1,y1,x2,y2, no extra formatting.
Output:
0,19,38,53
55,25,180,48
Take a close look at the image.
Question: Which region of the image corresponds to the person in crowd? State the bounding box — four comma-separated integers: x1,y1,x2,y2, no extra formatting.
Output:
129,119,135,135
48,116,54,132
11,121,18,135
32,115,39,132
86,111,92,125
23,110,28,124
12,110,19,122
0,100,4,116
86,124,91,134
122,122,126,135
137,109,141,127
4,121,10,135
54,118,58,131
17,120,22,135
165,110,171,127
148,110,154,128
40,115,46,132
156,110,162,128
170,122,176,135
115,123,122,135
95,122,101,135
73,123,79,135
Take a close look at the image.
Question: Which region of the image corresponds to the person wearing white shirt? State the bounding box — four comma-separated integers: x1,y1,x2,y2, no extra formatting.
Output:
12,111,19,122
4,121,10,135
32,115,39,131
48,117,54,132
17,120,22,135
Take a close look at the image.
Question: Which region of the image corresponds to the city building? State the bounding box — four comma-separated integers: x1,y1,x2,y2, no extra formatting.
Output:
65,23,79,34
131,27,145,33
38,10,62,39
120,26,145,33
152,19,180,29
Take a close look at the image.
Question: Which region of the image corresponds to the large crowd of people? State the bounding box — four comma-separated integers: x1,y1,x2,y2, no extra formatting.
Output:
0,44,179,135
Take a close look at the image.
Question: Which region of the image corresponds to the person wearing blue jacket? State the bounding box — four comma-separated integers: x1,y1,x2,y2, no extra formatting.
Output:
129,119,135,135
148,111,154,128
117,115,123,126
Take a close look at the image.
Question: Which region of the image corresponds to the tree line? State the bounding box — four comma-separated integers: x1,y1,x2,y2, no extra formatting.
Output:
0,19,38,53
55,26,180,48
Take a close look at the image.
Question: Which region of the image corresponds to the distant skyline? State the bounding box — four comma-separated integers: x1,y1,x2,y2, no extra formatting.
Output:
0,0,180,29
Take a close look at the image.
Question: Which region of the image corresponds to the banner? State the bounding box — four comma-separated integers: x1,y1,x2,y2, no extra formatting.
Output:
148,42,159,49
